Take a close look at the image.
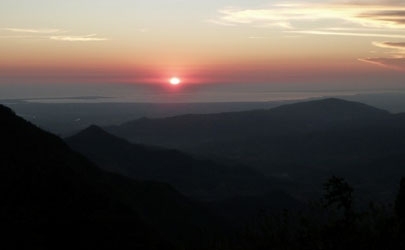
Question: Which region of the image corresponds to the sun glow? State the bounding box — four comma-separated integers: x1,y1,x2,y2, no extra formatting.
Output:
169,77,181,85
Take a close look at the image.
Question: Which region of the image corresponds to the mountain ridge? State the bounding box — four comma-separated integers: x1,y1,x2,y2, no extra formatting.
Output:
0,104,224,249
103,98,405,202
105,98,396,151
116,98,391,127
66,125,297,203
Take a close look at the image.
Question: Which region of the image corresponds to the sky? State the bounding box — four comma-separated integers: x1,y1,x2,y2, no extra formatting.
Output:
1,0,405,101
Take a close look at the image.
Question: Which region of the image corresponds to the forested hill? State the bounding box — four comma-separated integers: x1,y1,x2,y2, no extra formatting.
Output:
0,105,220,249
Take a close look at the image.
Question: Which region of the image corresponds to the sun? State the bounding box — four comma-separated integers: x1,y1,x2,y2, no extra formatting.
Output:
169,77,181,85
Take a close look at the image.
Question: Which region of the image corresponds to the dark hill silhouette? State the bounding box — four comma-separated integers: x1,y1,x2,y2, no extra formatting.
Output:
66,125,299,206
0,105,221,249
268,98,389,119
106,98,391,148
105,98,399,166
105,98,405,201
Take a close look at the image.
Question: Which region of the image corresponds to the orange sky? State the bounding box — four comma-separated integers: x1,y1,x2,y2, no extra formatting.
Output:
1,0,405,98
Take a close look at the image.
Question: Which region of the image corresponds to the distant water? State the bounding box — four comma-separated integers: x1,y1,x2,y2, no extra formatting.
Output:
1,82,404,103
5,90,405,104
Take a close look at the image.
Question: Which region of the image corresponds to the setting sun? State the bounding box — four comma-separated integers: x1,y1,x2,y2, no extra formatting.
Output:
169,77,181,85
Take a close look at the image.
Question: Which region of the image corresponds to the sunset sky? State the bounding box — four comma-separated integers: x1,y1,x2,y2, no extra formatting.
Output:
1,0,405,101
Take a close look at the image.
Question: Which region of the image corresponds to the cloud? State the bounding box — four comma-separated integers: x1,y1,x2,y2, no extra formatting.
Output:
50,34,107,42
373,41,405,50
358,10,405,25
359,41,405,69
212,2,405,70
2,28,107,42
4,28,61,34
287,30,405,39
211,3,405,30
359,57,405,70
0,35,35,39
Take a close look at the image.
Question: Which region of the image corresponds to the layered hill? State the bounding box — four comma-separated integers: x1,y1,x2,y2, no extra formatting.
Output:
105,98,405,201
105,98,403,170
0,105,220,249
66,125,298,206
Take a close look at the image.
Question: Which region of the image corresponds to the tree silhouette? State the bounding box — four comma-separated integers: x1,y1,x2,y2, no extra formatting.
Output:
323,176,355,223
395,177,405,221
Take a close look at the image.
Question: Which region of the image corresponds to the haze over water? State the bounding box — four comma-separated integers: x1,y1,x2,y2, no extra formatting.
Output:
2,82,404,103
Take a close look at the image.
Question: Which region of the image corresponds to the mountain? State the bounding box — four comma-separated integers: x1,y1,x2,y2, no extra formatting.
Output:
105,98,405,201
2,100,294,136
266,97,390,125
66,125,297,204
106,98,390,147
105,98,396,168
0,105,221,249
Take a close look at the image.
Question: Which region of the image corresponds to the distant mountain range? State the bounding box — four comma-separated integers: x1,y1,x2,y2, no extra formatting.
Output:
106,98,391,146
66,125,301,226
5,92,405,137
3,100,293,136
66,125,290,200
105,98,399,168
105,98,405,201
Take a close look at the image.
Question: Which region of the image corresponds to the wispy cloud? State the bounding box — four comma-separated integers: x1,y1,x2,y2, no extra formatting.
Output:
359,57,405,70
50,34,107,42
358,10,405,26
2,28,108,42
373,41,405,50
212,2,405,70
3,28,61,34
211,3,405,33
0,35,37,39
360,41,405,70
287,30,405,39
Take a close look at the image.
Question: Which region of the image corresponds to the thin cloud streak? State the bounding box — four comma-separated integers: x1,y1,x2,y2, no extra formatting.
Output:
360,41,405,70
212,4,405,30
287,30,405,39
2,28,107,42
50,34,107,42
4,28,61,34
0,35,38,39
359,57,405,70
373,41,405,50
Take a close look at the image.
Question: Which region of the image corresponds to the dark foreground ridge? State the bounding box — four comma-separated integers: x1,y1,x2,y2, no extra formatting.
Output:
0,105,219,249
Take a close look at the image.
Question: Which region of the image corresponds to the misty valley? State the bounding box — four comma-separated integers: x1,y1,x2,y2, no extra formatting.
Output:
1,97,405,249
